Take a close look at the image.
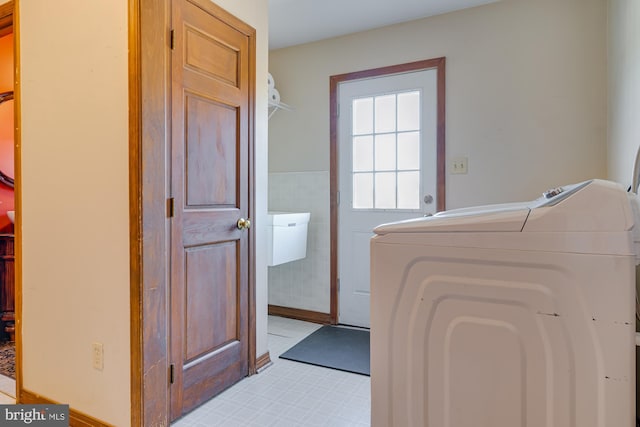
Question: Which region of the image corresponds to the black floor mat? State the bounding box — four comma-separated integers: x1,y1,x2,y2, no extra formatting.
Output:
279,325,370,376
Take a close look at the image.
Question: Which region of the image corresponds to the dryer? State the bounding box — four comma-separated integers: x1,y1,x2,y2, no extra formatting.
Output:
370,179,637,427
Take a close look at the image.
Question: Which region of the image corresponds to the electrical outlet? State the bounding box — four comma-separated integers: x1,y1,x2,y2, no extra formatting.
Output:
450,157,468,174
92,342,104,371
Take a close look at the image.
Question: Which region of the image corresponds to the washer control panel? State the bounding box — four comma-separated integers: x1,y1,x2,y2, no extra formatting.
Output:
534,180,592,208
543,187,564,199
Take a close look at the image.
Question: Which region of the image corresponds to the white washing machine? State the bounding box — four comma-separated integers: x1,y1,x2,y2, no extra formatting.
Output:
370,179,638,427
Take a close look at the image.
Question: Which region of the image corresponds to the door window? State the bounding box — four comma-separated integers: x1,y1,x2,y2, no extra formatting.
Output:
351,91,421,210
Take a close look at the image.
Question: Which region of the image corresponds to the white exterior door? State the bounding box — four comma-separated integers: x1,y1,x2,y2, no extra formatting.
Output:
338,69,438,327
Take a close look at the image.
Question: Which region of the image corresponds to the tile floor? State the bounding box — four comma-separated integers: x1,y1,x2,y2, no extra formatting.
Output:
0,388,13,404
172,316,371,427
0,373,15,399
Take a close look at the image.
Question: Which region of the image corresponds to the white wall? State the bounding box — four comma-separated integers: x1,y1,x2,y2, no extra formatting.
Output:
20,1,130,425
607,1,640,413
19,0,269,424
269,0,608,312
270,0,607,206
608,0,640,187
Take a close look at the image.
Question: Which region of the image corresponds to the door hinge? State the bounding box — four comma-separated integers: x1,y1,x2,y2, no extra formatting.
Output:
336,191,340,206
337,278,340,292
170,29,175,50
169,364,175,384
167,198,175,218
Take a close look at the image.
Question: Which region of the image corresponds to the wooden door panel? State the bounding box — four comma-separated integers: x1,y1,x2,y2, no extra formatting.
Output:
185,28,239,86
183,211,241,245
181,2,245,88
181,341,242,410
185,94,238,207
170,0,252,419
184,242,238,362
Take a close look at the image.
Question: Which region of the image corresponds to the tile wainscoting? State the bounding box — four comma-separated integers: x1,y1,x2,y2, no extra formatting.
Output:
268,172,330,314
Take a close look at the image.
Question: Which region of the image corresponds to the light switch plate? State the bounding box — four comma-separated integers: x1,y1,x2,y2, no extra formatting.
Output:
451,157,468,174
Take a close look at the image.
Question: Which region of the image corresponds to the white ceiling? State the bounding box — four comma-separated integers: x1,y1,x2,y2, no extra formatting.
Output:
269,0,500,50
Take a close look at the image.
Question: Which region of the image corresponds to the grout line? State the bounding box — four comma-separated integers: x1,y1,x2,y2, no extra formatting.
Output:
267,332,291,338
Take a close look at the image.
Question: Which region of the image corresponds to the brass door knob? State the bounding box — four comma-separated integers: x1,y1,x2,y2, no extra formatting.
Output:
237,218,251,230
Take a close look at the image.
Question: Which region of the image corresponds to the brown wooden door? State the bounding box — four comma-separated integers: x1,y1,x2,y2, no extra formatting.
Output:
169,0,252,419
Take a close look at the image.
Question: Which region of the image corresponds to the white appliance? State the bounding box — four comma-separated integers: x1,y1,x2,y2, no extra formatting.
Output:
370,179,637,427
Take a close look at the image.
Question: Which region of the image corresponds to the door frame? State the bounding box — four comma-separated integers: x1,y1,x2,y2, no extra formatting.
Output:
129,0,256,425
329,58,446,324
2,0,18,402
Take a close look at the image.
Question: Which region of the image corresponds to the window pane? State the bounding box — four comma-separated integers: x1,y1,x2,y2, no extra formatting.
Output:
353,136,373,172
397,132,420,170
375,172,396,209
375,95,396,133
397,171,420,209
353,173,373,209
374,134,396,171
353,97,373,135
398,91,420,131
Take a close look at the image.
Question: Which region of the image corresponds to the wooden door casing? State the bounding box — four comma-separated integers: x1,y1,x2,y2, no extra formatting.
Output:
169,0,253,419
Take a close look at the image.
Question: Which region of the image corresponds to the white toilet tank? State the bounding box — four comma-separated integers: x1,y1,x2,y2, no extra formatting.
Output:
267,211,310,266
